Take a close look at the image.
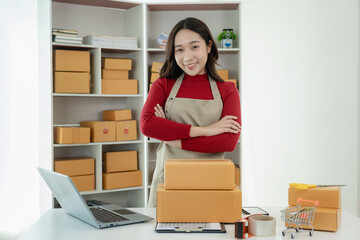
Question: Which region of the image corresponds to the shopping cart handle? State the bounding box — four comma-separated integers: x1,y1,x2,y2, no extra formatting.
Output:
297,198,319,206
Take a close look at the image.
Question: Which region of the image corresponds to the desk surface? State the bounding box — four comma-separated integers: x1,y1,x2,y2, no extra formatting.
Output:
19,207,360,240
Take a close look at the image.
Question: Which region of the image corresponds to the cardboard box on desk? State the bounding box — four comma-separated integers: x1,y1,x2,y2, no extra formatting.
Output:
80,121,116,142
102,58,132,70
101,80,138,94
151,61,163,73
71,175,95,192
102,69,129,80
157,184,242,223
116,120,137,141
103,151,138,173
55,157,95,176
102,109,132,121
164,159,235,190
54,72,90,94
54,49,90,72
289,187,341,209
53,127,90,144
103,170,142,190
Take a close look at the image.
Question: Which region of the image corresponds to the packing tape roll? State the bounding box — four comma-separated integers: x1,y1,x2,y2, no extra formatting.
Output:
248,215,276,237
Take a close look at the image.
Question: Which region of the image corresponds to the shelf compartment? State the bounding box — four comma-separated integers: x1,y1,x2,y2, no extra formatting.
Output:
54,140,144,148
53,93,144,98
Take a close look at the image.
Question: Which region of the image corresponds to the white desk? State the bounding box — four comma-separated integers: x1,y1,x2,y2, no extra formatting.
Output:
19,207,360,240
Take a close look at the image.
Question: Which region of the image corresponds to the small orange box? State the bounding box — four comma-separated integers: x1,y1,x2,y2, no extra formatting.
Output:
102,69,129,80
103,170,142,190
157,184,242,223
54,72,90,94
151,61,163,73
54,50,90,72
285,206,341,232
54,157,95,176
289,187,341,209
103,151,138,173
225,79,237,87
80,121,116,142
116,120,137,141
71,174,95,192
164,159,235,190
101,80,138,94
53,127,90,144
150,72,160,83
217,69,229,79
102,109,132,121
102,58,132,70
235,165,240,186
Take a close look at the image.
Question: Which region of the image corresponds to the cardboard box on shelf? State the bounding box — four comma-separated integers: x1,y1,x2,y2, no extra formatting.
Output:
102,69,129,80
103,151,138,173
225,79,237,87
116,120,137,141
54,157,95,176
157,184,242,223
54,49,90,72
150,72,160,83
164,159,235,190
54,72,90,94
101,80,138,94
235,165,240,187
288,187,341,209
103,170,142,190
71,174,95,192
102,58,132,70
53,127,90,144
151,61,163,73
285,206,341,232
80,121,116,142
102,109,132,121
217,69,229,80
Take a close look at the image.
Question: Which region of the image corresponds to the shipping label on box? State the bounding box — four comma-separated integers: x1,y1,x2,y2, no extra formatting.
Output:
102,109,132,121
71,174,95,192
102,69,129,80
53,127,90,144
164,159,235,190
157,184,242,223
102,58,132,70
217,69,229,80
80,121,116,142
116,120,137,141
103,170,142,190
54,72,90,94
55,157,95,176
289,187,341,209
151,61,163,73
150,72,160,83
103,151,138,173
101,80,138,94
54,50,90,72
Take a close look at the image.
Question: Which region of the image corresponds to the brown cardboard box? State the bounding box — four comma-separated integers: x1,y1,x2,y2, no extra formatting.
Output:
54,50,90,72
164,159,235,190
157,184,242,223
54,157,95,176
151,61,163,73
101,80,138,94
225,79,237,87
217,69,229,79
103,170,142,190
103,151,138,173
102,109,132,121
285,206,341,232
54,72,90,93
71,174,95,192
102,58,132,70
80,121,116,142
116,120,137,141
53,127,90,144
102,69,129,80
235,165,240,186
150,72,160,83
289,187,341,209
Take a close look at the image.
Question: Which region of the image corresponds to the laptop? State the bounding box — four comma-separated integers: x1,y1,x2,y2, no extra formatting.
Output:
37,167,153,229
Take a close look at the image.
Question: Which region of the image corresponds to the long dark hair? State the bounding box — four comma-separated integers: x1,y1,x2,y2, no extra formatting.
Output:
160,17,223,82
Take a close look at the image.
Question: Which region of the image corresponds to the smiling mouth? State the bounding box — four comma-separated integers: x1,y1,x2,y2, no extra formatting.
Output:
186,62,197,69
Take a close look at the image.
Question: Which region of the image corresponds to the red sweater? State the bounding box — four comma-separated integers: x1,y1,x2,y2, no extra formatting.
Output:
140,73,241,153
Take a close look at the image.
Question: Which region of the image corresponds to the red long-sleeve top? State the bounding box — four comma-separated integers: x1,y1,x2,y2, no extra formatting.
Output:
140,73,241,153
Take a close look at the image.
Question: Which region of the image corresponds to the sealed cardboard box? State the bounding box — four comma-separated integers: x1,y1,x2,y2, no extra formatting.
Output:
289,187,341,209
71,174,95,192
102,69,129,80
235,165,240,186
150,72,160,83
151,61,163,73
102,58,132,70
54,50,90,72
164,159,235,190
103,151,138,173
102,80,138,94
55,157,95,176
103,170,142,190
102,109,132,121
116,120,137,141
157,184,242,223
80,121,116,142
54,127,90,144
54,72,90,94
217,69,229,79
285,206,341,232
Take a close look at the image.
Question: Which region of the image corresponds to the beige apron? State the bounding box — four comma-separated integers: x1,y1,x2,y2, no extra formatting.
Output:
148,73,225,207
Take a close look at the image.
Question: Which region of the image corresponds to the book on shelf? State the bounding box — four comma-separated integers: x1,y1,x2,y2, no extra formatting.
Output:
53,35,83,41
52,28,78,35
53,32,79,37
83,33,138,48
53,38,82,44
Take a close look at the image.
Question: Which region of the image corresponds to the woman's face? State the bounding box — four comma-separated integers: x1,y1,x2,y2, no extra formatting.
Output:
174,29,212,76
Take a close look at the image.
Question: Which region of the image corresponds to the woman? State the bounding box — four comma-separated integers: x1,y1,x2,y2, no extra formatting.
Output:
140,17,241,207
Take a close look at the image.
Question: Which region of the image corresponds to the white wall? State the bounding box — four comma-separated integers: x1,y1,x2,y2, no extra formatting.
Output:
241,0,358,214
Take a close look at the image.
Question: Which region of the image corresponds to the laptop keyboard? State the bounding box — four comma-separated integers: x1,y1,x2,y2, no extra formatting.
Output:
90,207,130,223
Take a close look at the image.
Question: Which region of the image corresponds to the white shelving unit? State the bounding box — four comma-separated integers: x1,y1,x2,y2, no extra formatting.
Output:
51,0,241,208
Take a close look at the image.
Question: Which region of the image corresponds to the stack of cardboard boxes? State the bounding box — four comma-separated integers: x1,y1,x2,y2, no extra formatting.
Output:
53,49,91,94
157,159,242,223
149,61,163,90
287,187,341,231
101,58,138,94
216,69,237,87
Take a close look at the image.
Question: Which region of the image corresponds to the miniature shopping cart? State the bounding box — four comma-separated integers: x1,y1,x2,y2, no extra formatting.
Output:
281,198,319,239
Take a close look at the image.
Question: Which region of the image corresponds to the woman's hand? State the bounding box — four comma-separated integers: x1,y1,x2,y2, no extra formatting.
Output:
154,104,166,118
190,115,241,137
